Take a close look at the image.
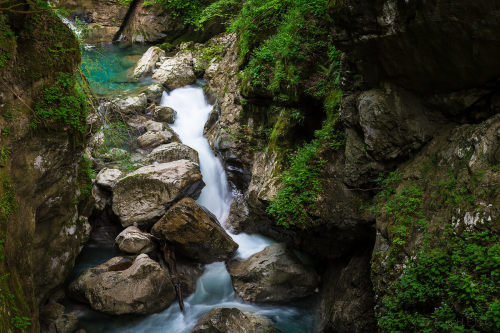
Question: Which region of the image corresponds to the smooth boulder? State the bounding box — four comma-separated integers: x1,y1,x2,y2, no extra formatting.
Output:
152,52,196,90
96,168,123,190
112,160,204,227
151,105,176,123
146,142,199,164
69,254,175,315
227,243,319,303
152,198,238,263
115,226,156,254
191,308,275,333
133,46,166,78
137,128,179,149
108,93,148,115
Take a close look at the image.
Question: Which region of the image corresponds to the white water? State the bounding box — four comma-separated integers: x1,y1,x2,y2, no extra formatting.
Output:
76,84,316,333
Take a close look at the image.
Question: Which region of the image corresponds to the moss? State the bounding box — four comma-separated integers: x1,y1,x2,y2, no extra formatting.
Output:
0,15,16,71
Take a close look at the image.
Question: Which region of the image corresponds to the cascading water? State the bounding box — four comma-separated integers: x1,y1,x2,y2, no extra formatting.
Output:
74,84,316,332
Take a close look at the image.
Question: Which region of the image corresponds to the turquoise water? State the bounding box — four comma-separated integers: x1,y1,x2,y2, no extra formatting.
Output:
81,43,153,95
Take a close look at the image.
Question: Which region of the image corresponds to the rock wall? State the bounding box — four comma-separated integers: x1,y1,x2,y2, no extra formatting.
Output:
0,7,89,332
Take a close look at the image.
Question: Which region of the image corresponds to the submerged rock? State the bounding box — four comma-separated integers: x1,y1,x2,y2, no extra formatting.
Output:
137,128,179,149
96,168,123,190
69,254,175,315
191,307,275,333
146,142,200,165
227,243,319,303
152,52,196,90
112,160,204,227
133,46,166,78
115,226,156,254
152,198,238,263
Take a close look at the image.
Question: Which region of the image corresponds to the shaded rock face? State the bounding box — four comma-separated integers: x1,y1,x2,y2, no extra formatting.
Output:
112,160,205,228
133,46,166,78
191,308,275,333
319,249,376,333
152,198,238,263
69,254,175,315
39,303,79,333
115,226,156,254
227,243,319,303
152,51,197,90
147,142,200,165
118,0,185,43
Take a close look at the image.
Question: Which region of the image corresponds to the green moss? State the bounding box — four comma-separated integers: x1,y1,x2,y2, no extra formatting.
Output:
0,15,16,71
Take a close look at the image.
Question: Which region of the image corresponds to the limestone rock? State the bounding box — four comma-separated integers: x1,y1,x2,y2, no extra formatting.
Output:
227,243,319,303
142,84,165,104
115,226,156,254
191,308,275,333
133,46,166,78
137,128,179,149
69,254,175,315
145,120,165,132
146,142,199,165
112,160,204,227
152,52,196,90
152,198,238,263
151,105,177,124
92,185,110,211
108,93,148,115
96,168,123,190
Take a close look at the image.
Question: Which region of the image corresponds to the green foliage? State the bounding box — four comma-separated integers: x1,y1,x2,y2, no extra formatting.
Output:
267,116,344,227
77,156,95,201
196,0,241,28
33,72,88,133
154,0,210,25
378,228,500,332
0,14,15,70
0,176,17,224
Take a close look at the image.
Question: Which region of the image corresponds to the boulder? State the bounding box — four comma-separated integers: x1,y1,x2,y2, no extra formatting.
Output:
227,243,319,303
152,198,238,263
146,142,199,164
108,93,148,115
112,160,204,227
92,185,110,211
133,46,166,78
142,84,165,104
137,128,179,149
152,52,196,90
69,254,175,315
96,168,123,190
115,226,156,254
151,105,176,124
191,308,275,333
39,303,79,333
145,120,165,132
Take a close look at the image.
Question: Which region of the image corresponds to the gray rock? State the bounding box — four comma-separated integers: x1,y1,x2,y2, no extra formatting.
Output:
39,303,79,333
152,52,196,90
191,308,275,333
152,198,238,264
147,142,199,164
152,105,177,124
137,128,179,149
227,243,319,303
96,168,123,190
145,120,165,132
108,93,148,115
134,46,166,78
142,84,165,104
115,226,156,254
112,160,204,227
69,254,175,315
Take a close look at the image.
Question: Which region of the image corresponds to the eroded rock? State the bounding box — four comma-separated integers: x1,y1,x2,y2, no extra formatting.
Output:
152,198,238,263
152,52,196,90
137,128,179,149
115,226,156,254
191,308,275,333
146,142,199,164
96,168,123,190
133,46,166,78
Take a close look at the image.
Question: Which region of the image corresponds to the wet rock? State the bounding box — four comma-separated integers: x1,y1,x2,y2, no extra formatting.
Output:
40,302,79,333
137,128,179,149
133,46,166,78
227,243,319,303
152,198,238,263
146,143,199,164
152,52,196,90
112,160,204,227
115,226,156,254
69,254,175,315
176,259,204,296
142,84,165,104
96,168,123,190
151,105,177,124
191,307,275,333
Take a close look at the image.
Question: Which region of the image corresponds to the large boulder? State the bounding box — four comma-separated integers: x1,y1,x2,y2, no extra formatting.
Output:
146,142,200,164
133,46,166,78
115,226,156,254
152,52,196,90
137,128,179,149
151,105,177,124
96,168,123,190
142,84,165,104
152,198,238,263
106,93,148,115
227,243,319,303
69,254,175,315
191,308,275,333
112,160,204,227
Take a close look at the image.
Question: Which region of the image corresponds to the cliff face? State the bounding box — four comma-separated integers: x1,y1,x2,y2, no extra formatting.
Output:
0,7,89,332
